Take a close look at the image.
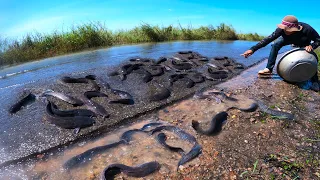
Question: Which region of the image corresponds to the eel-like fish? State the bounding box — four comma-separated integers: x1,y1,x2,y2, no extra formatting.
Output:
227,102,259,112
156,133,184,155
187,73,205,83
100,161,160,180
177,144,202,167
140,122,163,131
148,125,201,167
109,88,134,105
207,68,229,80
84,91,108,99
60,76,89,83
63,140,124,170
9,92,36,114
191,111,228,136
120,129,146,144
42,90,84,106
49,101,96,117
149,83,171,101
45,101,95,129
256,100,294,120
171,60,193,70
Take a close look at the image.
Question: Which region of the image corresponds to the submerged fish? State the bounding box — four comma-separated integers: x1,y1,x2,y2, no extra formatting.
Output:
100,161,160,180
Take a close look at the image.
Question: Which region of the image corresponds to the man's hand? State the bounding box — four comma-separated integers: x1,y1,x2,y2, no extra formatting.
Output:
305,45,313,52
241,50,253,58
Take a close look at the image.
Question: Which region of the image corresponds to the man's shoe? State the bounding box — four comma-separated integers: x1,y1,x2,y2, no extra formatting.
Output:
311,81,320,92
258,68,272,75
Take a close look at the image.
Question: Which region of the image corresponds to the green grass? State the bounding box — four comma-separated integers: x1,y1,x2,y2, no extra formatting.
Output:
0,22,265,67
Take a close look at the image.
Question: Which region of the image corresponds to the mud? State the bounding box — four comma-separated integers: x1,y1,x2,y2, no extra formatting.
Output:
1,56,319,179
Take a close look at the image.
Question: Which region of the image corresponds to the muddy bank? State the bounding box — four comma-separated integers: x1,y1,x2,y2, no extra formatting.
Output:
2,55,319,179
0,51,249,166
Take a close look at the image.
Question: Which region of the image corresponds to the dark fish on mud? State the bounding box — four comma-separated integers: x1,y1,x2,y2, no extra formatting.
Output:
84,91,108,99
192,111,228,136
45,101,95,129
256,100,294,120
9,92,36,114
49,101,96,117
148,83,171,101
100,161,160,180
109,88,134,105
60,76,89,83
82,98,109,118
177,144,202,167
156,133,184,155
42,90,84,106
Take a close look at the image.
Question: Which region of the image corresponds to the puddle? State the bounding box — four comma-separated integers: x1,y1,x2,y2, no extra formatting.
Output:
0,119,200,180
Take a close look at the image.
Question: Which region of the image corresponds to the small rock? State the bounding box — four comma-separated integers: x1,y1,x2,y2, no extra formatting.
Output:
244,140,248,143
250,118,256,123
179,165,185,171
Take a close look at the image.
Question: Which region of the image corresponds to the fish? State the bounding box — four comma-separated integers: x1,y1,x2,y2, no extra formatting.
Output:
9,92,36,114
100,161,160,180
191,111,228,136
45,101,95,129
63,140,124,170
49,101,96,117
42,90,84,106
156,133,184,155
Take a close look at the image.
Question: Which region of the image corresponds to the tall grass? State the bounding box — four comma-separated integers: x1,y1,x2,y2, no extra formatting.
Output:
0,22,265,67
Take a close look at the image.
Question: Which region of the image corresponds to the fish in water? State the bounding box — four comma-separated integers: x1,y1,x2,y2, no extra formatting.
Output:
63,140,124,170
100,161,161,180
148,125,201,167
42,90,84,106
9,92,36,114
120,129,147,144
140,122,163,131
45,101,95,129
192,111,228,136
156,133,185,155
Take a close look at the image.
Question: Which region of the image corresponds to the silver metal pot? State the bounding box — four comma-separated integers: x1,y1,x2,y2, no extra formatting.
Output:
276,48,318,83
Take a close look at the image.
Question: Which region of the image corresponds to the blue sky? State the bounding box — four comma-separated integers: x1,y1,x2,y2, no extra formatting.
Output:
1,0,320,39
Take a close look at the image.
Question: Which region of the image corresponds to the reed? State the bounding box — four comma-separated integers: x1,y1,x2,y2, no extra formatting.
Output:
0,22,265,66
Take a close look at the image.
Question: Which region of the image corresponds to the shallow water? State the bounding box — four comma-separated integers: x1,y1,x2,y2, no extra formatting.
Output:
0,119,199,180
0,40,293,178
0,40,291,91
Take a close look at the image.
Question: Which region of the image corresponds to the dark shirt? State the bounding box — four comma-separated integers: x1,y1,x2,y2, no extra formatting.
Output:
250,22,320,52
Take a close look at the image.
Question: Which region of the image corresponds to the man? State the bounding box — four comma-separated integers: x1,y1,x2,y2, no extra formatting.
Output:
241,15,320,92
